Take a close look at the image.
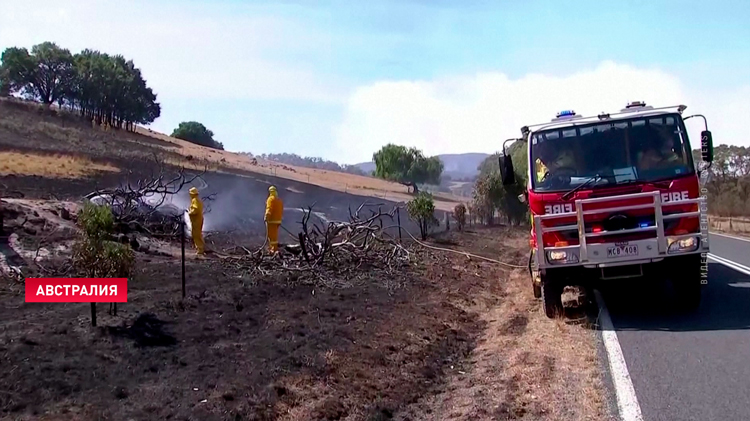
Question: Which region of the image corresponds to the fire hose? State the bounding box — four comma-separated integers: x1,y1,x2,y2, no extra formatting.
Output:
254,221,525,269
401,228,526,269
254,222,297,254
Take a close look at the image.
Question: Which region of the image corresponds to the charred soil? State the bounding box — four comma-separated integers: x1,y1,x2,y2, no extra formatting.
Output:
0,226,613,421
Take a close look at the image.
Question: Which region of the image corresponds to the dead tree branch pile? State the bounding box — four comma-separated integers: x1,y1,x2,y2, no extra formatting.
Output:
221,202,412,286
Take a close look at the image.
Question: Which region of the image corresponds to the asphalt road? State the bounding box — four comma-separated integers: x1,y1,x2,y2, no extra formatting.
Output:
600,232,750,421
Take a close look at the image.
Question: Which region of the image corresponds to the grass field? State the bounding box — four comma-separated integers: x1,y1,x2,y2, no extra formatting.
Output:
0,151,119,179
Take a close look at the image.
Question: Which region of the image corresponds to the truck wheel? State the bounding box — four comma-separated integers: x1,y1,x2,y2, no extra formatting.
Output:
674,255,702,312
541,276,563,318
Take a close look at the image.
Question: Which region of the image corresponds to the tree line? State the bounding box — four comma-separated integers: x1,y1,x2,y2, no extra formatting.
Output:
0,41,160,131
251,152,367,176
694,145,750,217
468,141,528,226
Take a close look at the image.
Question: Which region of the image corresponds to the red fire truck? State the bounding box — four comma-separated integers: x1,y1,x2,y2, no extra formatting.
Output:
499,101,714,318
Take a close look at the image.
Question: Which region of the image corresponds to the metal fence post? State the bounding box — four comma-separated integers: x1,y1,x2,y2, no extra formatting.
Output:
181,217,186,299
397,207,403,242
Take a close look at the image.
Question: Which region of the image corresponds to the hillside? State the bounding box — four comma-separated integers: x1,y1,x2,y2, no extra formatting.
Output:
357,152,489,180
0,98,464,212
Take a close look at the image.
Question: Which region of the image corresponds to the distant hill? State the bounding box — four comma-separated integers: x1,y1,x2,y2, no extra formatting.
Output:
356,152,489,181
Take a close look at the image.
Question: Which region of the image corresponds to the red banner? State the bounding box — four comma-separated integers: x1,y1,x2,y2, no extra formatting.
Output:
25,278,128,303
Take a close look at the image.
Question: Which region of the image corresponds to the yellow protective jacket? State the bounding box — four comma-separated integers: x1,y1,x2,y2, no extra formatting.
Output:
535,150,575,182
265,194,283,224
188,195,203,220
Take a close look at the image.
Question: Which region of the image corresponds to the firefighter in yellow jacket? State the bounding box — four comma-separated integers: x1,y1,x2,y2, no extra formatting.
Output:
187,187,205,255
265,186,284,253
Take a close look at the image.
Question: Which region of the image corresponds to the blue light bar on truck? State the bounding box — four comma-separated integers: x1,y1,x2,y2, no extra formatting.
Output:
556,110,576,118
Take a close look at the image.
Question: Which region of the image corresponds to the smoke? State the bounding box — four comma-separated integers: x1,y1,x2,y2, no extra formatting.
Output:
174,175,269,236
140,173,378,241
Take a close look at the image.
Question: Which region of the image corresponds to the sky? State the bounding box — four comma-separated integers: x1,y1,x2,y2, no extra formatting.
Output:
1,0,749,164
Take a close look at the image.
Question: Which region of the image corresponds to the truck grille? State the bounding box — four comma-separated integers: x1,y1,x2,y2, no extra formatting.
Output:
551,213,681,244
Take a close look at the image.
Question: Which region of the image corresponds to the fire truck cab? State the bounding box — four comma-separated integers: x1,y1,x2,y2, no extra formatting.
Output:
498,102,714,318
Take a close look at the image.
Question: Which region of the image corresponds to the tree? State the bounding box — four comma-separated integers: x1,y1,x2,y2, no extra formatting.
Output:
0,77,9,97
373,144,443,193
407,192,439,240
453,203,467,231
0,42,161,129
72,202,135,327
0,43,74,105
70,49,161,128
473,140,529,226
472,172,504,225
693,144,750,218
171,121,223,150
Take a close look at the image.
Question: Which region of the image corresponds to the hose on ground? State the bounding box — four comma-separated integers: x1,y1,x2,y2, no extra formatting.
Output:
259,219,525,269
255,222,296,254
255,221,269,254
402,228,526,269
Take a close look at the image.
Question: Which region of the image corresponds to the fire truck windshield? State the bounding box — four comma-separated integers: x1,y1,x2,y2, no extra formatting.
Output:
530,113,695,192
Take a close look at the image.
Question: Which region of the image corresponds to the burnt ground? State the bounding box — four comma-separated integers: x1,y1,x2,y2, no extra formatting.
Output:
0,225,614,421
0,99,614,420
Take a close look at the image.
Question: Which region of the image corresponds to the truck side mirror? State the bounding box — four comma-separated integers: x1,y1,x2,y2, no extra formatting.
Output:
499,154,515,186
701,130,713,162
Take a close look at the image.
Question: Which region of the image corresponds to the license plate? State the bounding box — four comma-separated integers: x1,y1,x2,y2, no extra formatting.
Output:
607,245,638,258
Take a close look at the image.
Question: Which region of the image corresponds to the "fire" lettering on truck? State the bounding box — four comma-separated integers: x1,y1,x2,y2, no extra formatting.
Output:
661,191,689,203
543,191,690,214
544,203,574,214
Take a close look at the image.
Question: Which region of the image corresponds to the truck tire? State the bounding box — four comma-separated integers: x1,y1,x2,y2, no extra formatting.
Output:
541,275,563,318
673,254,702,312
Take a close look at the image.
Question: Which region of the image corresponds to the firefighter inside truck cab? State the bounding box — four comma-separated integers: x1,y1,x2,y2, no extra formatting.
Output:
534,139,576,184
637,124,681,171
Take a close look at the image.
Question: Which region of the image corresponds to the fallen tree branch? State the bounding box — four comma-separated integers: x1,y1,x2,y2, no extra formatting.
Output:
217,202,411,286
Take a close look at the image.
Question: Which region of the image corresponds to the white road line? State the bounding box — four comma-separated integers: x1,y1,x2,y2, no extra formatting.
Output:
594,290,644,421
710,232,750,243
707,253,750,276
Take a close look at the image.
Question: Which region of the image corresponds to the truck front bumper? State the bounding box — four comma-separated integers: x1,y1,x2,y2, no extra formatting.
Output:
533,191,709,273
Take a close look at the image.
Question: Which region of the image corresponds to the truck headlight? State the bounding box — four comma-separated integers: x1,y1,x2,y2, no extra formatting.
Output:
547,250,579,264
668,236,699,253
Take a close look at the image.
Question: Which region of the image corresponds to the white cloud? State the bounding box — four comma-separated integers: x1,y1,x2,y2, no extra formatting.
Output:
0,0,343,104
334,61,750,164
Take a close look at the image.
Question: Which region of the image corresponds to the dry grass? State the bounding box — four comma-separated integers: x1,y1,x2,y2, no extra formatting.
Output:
403,269,612,420
392,231,614,421
0,151,119,178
